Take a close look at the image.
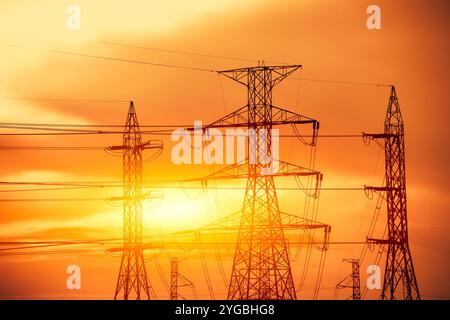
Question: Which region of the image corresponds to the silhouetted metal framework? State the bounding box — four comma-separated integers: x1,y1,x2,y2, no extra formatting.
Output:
363,86,420,300
170,258,197,300
203,64,320,300
335,259,361,300
112,102,162,300
170,258,179,300
105,66,325,300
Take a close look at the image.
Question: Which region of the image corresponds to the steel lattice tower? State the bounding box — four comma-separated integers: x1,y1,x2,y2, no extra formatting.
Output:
365,86,420,300
350,260,361,300
169,258,196,300
170,258,179,300
114,101,151,300
223,65,300,300
335,259,361,300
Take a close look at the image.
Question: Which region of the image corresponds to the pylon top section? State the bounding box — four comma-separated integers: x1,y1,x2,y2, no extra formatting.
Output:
385,86,403,130
218,64,301,87
125,101,141,134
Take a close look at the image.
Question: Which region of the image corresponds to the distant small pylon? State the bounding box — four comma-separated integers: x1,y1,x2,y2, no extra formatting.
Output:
170,258,196,300
335,259,361,300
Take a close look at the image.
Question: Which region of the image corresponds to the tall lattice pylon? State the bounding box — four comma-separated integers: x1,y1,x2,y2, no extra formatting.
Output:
335,259,361,300
364,86,420,300
114,101,151,300
218,65,312,300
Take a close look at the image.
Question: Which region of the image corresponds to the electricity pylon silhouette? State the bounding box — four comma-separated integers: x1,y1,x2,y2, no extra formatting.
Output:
363,86,420,300
201,64,320,300
335,259,361,300
170,258,196,300
170,258,179,300
111,101,162,300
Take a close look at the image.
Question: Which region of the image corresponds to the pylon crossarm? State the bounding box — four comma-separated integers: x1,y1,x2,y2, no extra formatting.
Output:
280,211,331,251
194,210,330,251
366,238,389,255
271,105,317,124
199,210,241,230
106,139,163,151
192,160,321,181
182,209,330,233
279,211,330,231
336,275,352,289
362,132,398,148
178,275,195,288
367,238,391,245
202,105,249,130
364,186,403,192
140,140,163,150
270,65,302,87
277,160,322,178
364,185,401,200
363,133,398,139
217,70,248,86
218,65,302,87
203,161,248,180
197,105,317,131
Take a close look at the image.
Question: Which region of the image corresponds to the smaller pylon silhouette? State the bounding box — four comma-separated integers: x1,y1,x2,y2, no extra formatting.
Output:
335,259,361,300
170,258,179,300
170,258,196,300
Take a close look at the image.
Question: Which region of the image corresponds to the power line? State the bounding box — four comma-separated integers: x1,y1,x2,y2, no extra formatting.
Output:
295,77,392,87
0,248,108,256
0,132,105,136
0,181,111,187
0,180,365,189
0,97,129,103
0,134,363,138
0,121,363,136
5,45,393,87
0,186,99,193
0,127,363,138
95,42,393,87
98,40,263,63
0,240,367,254
0,121,192,128
0,187,365,198
0,146,105,151
7,44,217,73
0,238,362,247
0,124,119,133
0,239,121,251
0,197,111,202
0,122,361,142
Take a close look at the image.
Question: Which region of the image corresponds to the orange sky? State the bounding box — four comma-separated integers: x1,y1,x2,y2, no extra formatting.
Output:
0,0,449,299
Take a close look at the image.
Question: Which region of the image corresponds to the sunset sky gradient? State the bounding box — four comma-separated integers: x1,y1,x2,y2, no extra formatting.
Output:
0,0,449,300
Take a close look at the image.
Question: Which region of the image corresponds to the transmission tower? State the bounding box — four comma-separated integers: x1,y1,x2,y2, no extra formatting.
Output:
170,258,196,300
335,259,361,300
199,64,320,300
363,86,420,300
111,101,162,300
170,258,179,300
